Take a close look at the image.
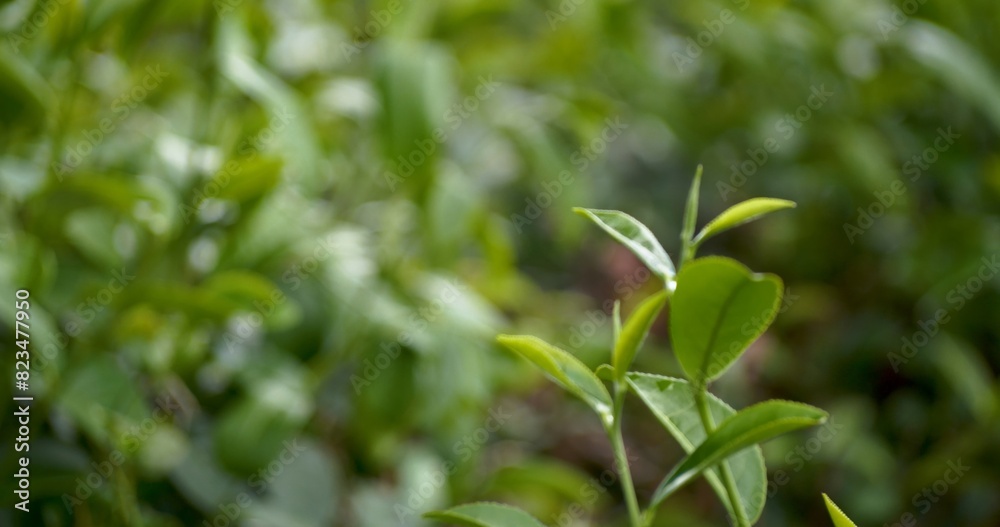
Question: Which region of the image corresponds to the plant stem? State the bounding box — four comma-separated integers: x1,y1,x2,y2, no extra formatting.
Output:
610,382,642,527
695,388,751,527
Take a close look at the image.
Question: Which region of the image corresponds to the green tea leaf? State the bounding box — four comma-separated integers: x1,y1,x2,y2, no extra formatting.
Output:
425,502,547,527
823,494,859,527
613,291,668,380
693,198,796,245
627,373,767,524
573,208,675,281
652,401,828,506
682,166,703,241
671,257,783,385
497,335,613,419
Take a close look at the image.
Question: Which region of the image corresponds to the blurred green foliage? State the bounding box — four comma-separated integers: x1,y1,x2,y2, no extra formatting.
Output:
0,0,998,525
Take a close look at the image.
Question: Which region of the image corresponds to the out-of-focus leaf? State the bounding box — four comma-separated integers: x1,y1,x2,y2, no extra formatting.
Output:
0,48,52,129
652,401,828,506
425,502,547,527
217,16,320,188
48,174,153,216
628,372,767,524
64,208,122,269
671,257,783,385
215,157,283,203
247,441,340,527
574,207,675,281
58,355,148,443
932,334,997,423
903,22,1000,132
213,397,305,476
203,269,300,330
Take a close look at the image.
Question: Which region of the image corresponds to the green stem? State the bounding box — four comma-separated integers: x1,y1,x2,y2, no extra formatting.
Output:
695,389,750,527
610,382,642,527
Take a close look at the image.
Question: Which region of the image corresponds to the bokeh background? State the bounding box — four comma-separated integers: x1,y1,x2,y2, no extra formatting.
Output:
1,0,999,525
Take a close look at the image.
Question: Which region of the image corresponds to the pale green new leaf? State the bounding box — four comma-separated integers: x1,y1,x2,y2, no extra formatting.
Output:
627,373,767,524
681,165,703,244
425,502,547,527
823,494,859,527
693,198,796,245
496,335,613,418
613,291,668,380
652,401,828,506
671,257,783,385
573,208,675,281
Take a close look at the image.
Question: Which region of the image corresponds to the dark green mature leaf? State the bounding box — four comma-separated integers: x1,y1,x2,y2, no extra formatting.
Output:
671,257,783,385
425,502,547,527
573,208,675,281
693,198,796,245
823,494,859,527
497,335,613,419
0,48,52,129
652,401,828,506
613,291,668,380
627,373,767,524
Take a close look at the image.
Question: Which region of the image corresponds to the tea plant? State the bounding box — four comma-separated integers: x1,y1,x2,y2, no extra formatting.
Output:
427,168,835,526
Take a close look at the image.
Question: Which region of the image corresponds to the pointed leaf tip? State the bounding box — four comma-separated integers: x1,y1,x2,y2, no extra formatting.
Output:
694,198,796,245
823,494,859,527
